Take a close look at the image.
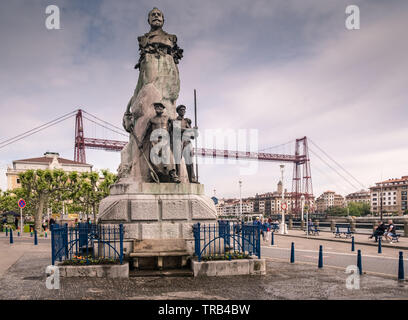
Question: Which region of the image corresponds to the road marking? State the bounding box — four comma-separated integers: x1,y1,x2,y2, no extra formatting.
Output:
301,255,330,259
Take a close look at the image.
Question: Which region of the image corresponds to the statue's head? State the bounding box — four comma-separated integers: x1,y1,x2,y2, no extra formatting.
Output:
176,105,186,116
148,7,164,29
153,102,165,115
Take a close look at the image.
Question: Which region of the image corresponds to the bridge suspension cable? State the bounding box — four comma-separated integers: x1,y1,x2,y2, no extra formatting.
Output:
82,110,127,135
309,146,359,191
309,138,365,190
0,110,78,150
82,115,128,137
259,140,295,153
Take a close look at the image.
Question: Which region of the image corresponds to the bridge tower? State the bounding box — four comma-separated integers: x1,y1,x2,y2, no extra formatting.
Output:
74,109,86,163
291,136,314,215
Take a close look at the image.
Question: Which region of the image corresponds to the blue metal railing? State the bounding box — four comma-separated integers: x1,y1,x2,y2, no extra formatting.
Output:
51,223,124,265
193,221,261,262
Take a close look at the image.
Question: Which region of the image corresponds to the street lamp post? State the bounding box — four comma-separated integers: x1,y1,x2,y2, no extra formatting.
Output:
239,180,243,222
380,181,382,221
301,195,305,222
280,165,287,234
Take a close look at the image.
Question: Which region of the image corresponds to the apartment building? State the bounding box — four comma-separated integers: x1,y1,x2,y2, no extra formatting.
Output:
370,176,408,215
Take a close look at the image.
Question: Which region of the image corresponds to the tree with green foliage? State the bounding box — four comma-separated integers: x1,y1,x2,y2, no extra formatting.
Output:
18,169,70,233
347,202,371,217
0,188,35,216
70,170,117,222
325,206,348,216
14,169,116,232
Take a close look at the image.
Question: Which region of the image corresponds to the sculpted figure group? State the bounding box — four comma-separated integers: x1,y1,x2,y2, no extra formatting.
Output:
123,102,197,184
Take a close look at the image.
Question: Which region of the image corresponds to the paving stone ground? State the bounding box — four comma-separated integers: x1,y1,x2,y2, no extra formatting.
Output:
0,237,407,300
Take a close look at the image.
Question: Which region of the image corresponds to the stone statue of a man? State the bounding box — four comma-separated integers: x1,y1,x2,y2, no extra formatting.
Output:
134,8,183,70
118,8,187,183
173,105,198,183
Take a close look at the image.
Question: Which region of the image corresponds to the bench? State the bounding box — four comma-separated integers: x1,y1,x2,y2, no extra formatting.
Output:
333,225,354,238
130,251,189,269
378,234,401,243
130,239,190,270
305,225,320,236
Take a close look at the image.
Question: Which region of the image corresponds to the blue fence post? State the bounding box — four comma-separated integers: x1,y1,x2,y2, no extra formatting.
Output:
398,251,404,281
51,224,55,265
378,236,382,254
195,222,201,262
241,223,244,256
271,231,274,246
63,224,68,261
318,245,323,268
257,224,261,259
119,224,124,265
9,228,13,244
351,236,355,252
290,242,295,263
34,229,38,245
357,249,362,275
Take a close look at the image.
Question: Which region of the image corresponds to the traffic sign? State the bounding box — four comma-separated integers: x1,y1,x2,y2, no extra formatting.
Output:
281,203,287,210
18,199,26,209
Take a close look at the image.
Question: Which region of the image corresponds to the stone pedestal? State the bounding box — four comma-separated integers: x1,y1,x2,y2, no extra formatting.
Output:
98,182,217,260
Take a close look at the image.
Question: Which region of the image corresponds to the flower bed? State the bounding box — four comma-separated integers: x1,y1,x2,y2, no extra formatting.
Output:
200,252,251,261
60,255,120,266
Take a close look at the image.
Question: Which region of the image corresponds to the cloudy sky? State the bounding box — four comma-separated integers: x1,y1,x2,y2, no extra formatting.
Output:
0,0,407,199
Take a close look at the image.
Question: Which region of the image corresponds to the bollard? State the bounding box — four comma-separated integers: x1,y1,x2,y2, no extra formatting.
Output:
271,232,274,246
318,245,323,268
378,236,382,254
351,236,355,252
9,229,13,244
398,252,404,281
34,230,38,245
290,242,295,263
357,250,362,275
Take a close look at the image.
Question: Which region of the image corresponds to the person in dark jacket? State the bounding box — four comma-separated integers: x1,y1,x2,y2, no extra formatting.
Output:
369,221,386,242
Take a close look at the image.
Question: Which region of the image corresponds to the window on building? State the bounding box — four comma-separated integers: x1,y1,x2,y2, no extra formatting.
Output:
16,178,20,184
